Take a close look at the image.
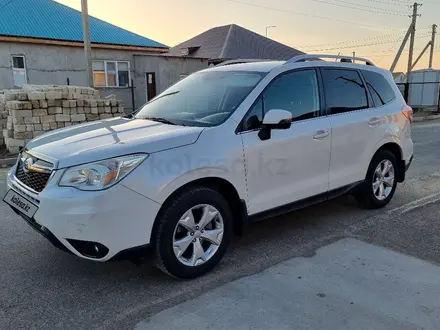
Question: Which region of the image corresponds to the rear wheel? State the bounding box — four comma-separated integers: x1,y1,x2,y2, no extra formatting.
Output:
355,149,398,209
153,187,232,279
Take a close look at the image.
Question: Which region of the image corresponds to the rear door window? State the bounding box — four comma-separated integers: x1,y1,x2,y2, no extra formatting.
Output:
361,70,396,107
321,69,369,115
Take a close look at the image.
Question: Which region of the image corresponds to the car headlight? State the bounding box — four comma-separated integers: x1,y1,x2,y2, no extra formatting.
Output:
59,154,148,191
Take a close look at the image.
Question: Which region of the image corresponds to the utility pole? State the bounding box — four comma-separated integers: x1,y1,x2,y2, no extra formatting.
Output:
390,2,421,102
429,24,437,68
353,51,356,63
81,0,93,87
411,23,437,70
390,2,421,73
407,3,420,78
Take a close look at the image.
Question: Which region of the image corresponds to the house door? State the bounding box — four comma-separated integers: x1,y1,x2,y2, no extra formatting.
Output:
146,72,157,101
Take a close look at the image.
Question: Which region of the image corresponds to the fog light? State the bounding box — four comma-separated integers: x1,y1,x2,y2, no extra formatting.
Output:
67,239,109,259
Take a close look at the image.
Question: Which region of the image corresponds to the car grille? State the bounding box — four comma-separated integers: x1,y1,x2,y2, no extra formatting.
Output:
15,154,53,193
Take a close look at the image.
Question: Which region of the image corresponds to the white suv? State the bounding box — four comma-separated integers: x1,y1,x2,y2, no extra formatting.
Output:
4,55,413,278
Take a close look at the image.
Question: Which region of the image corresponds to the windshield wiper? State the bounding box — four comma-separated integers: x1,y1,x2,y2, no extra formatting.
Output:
152,91,180,102
142,117,185,126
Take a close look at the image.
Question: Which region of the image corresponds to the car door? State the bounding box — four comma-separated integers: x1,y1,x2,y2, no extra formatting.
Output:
321,68,384,190
239,69,332,215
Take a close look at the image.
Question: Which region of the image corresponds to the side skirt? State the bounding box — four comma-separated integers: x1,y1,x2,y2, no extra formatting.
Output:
247,181,363,223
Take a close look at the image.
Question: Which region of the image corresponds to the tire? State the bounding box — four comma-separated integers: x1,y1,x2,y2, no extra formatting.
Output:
354,149,398,209
153,186,233,279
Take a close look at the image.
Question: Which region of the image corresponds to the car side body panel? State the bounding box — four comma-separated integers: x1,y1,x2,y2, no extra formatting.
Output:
120,120,248,206
327,99,408,190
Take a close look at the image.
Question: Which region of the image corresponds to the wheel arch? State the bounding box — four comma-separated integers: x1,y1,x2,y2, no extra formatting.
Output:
372,139,405,182
151,177,248,242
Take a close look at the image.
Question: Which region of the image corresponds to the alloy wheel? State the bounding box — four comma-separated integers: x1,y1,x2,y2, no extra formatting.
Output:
172,204,224,267
372,159,395,201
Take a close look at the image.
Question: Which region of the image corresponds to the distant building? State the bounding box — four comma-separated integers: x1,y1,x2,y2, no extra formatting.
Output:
407,69,440,110
393,72,407,84
165,24,304,65
0,0,208,111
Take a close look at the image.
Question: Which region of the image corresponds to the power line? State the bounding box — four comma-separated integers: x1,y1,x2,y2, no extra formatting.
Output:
336,0,409,12
301,32,409,48
304,33,431,52
376,33,407,64
310,0,409,15
366,0,409,6
225,0,406,30
375,0,412,4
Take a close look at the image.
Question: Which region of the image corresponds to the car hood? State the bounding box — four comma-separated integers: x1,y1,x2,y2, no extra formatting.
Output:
25,117,204,169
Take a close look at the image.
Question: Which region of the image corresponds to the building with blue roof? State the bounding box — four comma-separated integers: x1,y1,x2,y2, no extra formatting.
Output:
0,0,208,110
0,0,168,49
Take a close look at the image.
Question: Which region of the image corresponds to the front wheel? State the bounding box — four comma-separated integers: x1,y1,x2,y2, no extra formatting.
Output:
153,187,232,279
355,149,398,209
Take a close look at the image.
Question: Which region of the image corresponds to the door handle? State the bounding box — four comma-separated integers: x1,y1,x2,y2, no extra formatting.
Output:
369,117,382,126
313,130,330,140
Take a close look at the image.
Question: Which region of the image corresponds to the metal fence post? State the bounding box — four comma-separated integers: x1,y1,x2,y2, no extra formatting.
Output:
437,85,440,112
404,82,410,103
131,79,135,112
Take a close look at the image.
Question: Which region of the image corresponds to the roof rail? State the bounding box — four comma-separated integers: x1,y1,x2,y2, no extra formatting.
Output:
216,59,268,67
284,54,375,66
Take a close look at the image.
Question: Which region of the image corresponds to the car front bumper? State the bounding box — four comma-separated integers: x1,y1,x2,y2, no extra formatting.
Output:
6,166,161,262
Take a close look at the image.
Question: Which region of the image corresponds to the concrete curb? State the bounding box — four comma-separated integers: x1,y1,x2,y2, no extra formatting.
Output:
413,114,440,122
0,156,17,167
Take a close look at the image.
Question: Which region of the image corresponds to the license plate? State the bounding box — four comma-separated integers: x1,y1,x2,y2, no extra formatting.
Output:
3,189,38,218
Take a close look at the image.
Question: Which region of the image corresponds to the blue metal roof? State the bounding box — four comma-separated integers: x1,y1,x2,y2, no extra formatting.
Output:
0,0,168,48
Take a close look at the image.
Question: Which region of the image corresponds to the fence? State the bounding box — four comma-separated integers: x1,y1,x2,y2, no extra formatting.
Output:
396,81,440,111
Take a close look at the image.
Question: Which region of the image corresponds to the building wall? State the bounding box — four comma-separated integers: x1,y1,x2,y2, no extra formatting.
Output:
0,41,208,113
132,55,209,109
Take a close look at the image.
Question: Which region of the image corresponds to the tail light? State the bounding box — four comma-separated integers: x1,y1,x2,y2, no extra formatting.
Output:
402,106,413,124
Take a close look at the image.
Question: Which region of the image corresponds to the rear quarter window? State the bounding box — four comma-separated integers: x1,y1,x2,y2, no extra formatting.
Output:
362,70,396,107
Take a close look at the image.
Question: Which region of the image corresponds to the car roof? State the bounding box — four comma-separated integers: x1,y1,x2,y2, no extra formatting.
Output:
201,56,391,78
205,61,285,73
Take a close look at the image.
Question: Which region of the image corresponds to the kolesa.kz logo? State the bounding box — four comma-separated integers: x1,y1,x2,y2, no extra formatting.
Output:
11,195,31,213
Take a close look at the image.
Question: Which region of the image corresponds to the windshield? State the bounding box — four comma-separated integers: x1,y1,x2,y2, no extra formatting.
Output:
135,71,266,127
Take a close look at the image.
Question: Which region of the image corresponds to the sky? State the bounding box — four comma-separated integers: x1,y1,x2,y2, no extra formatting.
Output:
56,0,440,72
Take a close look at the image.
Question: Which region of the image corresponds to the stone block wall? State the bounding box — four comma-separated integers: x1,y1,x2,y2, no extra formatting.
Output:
0,85,124,153
0,101,8,147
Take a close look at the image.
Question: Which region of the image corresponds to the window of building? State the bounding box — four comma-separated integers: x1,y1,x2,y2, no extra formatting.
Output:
361,70,396,107
118,62,130,87
12,55,27,87
92,61,106,87
106,61,117,87
92,60,130,87
321,69,368,114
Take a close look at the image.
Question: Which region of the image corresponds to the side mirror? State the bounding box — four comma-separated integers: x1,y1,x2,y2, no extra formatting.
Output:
262,109,292,129
258,109,292,140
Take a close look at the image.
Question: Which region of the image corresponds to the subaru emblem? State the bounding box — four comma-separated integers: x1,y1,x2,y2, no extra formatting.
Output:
22,157,34,173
